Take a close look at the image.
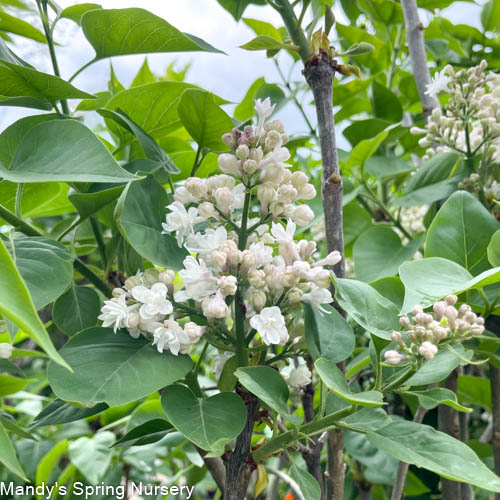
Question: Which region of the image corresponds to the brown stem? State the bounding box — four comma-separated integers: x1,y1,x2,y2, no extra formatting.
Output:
438,370,462,499
391,405,427,500
304,51,345,500
400,0,439,122
224,392,259,500
196,446,225,492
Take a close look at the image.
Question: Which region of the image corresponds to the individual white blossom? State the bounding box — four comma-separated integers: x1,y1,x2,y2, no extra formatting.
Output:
131,283,173,320
425,69,451,98
162,201,202,247
185,227,228,255
255,97,275,138
176,256,218,302
98,294,131,333
250,306,289,345
301,286,333,313
271,220,300,265
153,319,190,356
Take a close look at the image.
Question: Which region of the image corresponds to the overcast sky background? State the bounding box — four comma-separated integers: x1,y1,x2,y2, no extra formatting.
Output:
2,0,483,137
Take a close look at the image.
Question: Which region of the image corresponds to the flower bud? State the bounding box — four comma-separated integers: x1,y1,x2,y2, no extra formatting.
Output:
287,287,303,304
125,275,141,290
412,305,424,316
384,350,404,365
0,343,13,359
143,268,160,287
433,300,447,317
257,183,276,207
185,177,208,198
236,144,249,160
127,311,140,329
184,322,206,342
249,146,263,163
211,250,227,268
247,289,267,311
288,364,312,388
277,184,297,202
248,269,266,288
291,171,308,189
174,186,197,204
418,341,438,360
446,294,458,305
198,202,217,219
218,154,241,176
202,291,229,319
112,287,126,298
159,270,176,286
292,205,314,226
314,250,342,268
243,159,259,176
240,250,257,270
391,331,404,345
265,130,282,151
218,275,237,296
297,183,316,200
214,187,234,214
399,316,410,328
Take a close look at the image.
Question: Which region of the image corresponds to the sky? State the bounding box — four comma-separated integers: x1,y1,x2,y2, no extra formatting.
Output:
1,0,483,136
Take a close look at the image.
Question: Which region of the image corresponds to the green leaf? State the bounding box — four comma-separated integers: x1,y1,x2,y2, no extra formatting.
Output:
0,373,29,396
36,440,68,495
161,385,247,454
240,35,298,51
98,108,179,173
0,55,93,110
315,358,384,407
113,419,172,448
481,0,500,31
405,388,472,412
344,129,389,174
425,191,500,274
289,464,321,500
8,236,74,310
104,81,195,141
68,431,115,484
343,201,372,246
217,0,266,21
76,90,110,111
367,421,500,492
303,303,355,363
353,226,421,282
0,8,46,43
488,230,500,267
31,399,108,428
400,257,500,313
178,89,233,151
395,152,460,207
339,42,375,56
408,344,471,386
457,375,491,409
1,120,137,183
81,8,223,62
235,366,301,424
371,81,402,122
334,277,400,339
0,421,27,480
115,176,187,269
243,18,282,40
68,184,124,219
47,328,193,406
0,412,35,439
60,3,101,25
364,155,412,180
0,238,69,370
343,407,391,432
131,57,156,87
370,276,405,310
343,118,390,146
53,286,101,336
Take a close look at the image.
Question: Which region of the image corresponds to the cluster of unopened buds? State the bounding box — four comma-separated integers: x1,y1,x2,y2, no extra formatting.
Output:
99,98,342,359
384,294,485,365
411,60,500,165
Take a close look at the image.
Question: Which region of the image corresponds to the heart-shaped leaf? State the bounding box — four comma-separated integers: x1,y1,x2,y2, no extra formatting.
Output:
161,385,247,454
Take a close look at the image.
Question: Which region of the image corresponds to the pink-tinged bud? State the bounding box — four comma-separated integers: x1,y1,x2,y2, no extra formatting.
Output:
412,305,424,316
433,300,447,317
418,341,438,360
202,291,229,319
446,294,458,305
217,275,237,296
211,250,227,269
446,306,458,327
399,316,410,328
184,322,206,342
384,350,405,365
391,331,403,345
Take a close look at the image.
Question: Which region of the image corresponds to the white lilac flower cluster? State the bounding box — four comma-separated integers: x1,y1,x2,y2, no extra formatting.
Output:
412,61,500,165
99,98,341,358
384,294,485,365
